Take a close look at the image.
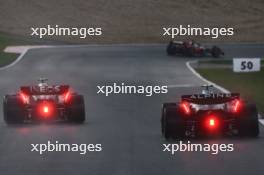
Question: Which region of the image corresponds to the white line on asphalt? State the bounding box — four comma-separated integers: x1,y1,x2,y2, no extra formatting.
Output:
4,45,53,54
1,44,164,70
259,119,264,126
3,43,164,53
186,60,230,93
0,48,29,70
1,46,56,70
186,60,263,126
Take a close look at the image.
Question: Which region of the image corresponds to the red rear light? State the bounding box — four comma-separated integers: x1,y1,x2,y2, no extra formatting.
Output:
205,116,219,129
43,106,49,113
63,91,71,103
209,119,215,126
20,92,29,104
233,99,241,113
180,101,191,115
37,102,54,117
230,99,242,113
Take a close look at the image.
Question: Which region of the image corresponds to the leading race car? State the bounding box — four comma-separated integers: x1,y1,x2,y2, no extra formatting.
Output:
166,40,224,58
161,85,259,139
3,78,85,124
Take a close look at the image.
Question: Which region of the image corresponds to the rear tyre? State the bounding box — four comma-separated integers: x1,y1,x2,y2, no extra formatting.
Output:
161,103,176,136
3,95,25,124
237,103,259,137
161,103,185,140
187,47,195,57
67,95,85,123
211,46,221,58
166,41,176,55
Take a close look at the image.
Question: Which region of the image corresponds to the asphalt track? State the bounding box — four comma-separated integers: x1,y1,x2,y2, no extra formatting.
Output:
0,44,264,175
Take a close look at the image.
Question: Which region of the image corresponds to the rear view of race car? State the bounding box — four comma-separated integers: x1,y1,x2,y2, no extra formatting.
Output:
3,78,85,124
161,85,259,139
166,40,224,58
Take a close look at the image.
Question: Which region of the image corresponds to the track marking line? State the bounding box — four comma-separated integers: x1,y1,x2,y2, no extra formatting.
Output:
186,60,230,93
0,48,29,70
259,119,264,126
4,45,53,54
1,46,56,70
1,44,164,70
186,60,264,126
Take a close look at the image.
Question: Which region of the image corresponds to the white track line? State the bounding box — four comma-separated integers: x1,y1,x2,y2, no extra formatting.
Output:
186,60,263,126
186,60,230,93
4,45,53,54
258,114,264,126
1,45,55,70
0,48,29,70
1,44,164,70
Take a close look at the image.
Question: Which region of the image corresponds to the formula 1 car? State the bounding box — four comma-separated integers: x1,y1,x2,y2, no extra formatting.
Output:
161,85,259,139
3,78,85,124
166,40,224,58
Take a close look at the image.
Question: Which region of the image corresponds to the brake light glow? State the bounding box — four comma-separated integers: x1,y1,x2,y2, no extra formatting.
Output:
233,99,241,113
20,92,29,104
180,101,191,115
205,116,219,129
37,102,54,117
209,119,215,126
43,106,49,113
64,91,71,103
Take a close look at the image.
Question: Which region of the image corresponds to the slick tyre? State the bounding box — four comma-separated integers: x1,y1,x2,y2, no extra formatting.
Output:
237,103,259,137
166,42,176,55
3,95,25,124
211,46,221,58
162,103,185,140
67,95,85,123
187,47,195,57
161,103,176,136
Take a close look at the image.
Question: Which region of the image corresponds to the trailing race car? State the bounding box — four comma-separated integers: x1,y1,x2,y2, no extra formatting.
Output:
3,78,85,124
166,40,224,58
161,85,259,139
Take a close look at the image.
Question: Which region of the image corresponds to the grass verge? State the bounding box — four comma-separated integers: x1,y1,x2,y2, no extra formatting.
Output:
0,32,49,67
198,59,264,65
196,68,264,114
0,53,18,67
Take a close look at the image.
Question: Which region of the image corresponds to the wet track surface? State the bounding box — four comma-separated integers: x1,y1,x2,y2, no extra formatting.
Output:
0,44,263,175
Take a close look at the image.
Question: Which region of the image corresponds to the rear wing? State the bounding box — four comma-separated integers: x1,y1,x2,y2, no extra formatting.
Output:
20,85,69,95
181,93,240,104
171,41,183,44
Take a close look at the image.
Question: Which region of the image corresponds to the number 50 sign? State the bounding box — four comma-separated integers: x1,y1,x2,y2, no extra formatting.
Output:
233,58,261,72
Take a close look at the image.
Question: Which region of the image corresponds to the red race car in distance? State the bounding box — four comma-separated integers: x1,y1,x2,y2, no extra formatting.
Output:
166,40,224,58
